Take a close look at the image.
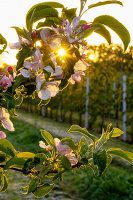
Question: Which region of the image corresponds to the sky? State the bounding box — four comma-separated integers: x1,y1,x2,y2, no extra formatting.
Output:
0,0,133,65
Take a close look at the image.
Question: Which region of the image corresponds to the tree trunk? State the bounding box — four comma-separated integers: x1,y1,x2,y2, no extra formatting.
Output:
79,113,82,126
59,99,63,122
63,111,66,122
50,108,53,119
69,110,73,124
55,109,58,121
45,107,48,118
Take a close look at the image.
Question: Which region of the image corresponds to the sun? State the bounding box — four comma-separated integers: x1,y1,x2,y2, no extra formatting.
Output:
57,48,66,57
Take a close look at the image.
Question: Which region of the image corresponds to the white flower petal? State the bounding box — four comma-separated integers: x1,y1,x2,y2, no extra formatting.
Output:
23,61,31,69
40,28,50,41
9,42,20,49
38,89,51,100
50,38,61,50
36,74,45,84
71,16,80,29
2,118,15,131
66,154,78,166
50,52,56,66
51,25,59,33
69,76,75,84
34,48,42,60
47,85,59,97
36,82,42,92
44,66,54,73
54,66,63,76
74,60,87,71
20,69,31,78
39,141,47,149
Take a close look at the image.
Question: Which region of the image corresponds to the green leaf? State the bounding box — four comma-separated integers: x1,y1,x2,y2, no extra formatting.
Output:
26,1,64,30
61,137,78,151
93,150,107,176
0,173,3,186
110,128,124,137
40,165,52,177
12,75,27,93
107,148,133,164
68,125,98,143
41,129,54,146
34,153,47,163
79,136,88,147
0,153,6,163
93,15,131,51
80,27,94,39
16,45,36,71
95,129,109,151
61,156,72,170
36,17,62,28
26,6,59,30
27,177,39,194
11,27,28,39
80,20,87,25
16,152,35,159
91,23,111,44
80,145,89,156
1,175,8,192
62,8,77,21
0,139,16,157
78,136,89,155
4,93,16,111
88,1,123,10
32,184,54,198
0,33,7,54
106,154,112,167
5,152,35,169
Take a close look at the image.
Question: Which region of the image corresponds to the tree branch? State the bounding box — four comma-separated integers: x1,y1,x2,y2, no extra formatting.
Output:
0,162,83,175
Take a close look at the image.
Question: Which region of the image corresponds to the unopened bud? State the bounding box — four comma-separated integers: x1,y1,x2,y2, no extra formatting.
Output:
82,24,91,30
31,30,38,39
8,66,13,74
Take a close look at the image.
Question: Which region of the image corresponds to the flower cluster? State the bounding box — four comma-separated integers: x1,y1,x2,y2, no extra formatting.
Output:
9,17,90,101
39,138,78,166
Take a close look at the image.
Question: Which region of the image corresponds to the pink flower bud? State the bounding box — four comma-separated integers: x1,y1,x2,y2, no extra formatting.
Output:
31,30,38,39
8,66,13,73
82,24,91,30
0,131,6,139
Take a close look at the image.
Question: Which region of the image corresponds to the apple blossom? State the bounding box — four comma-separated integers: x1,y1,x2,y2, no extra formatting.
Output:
39,141,53,150
70,71,85,84
65,154,78,166
0,73,13,88
0,107,14,131
74,59,89,71
54,138,72,155
54,138,78,166
38,83,59,100
9,35,30,49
